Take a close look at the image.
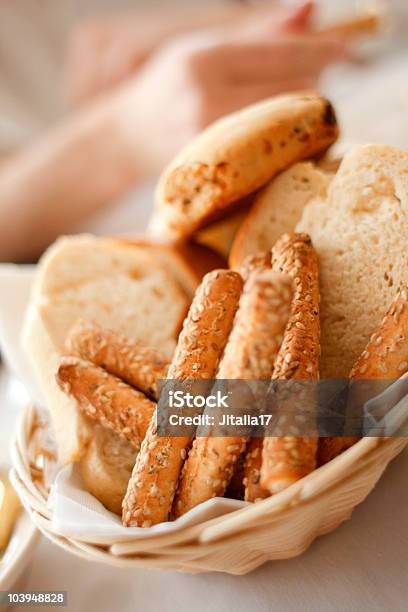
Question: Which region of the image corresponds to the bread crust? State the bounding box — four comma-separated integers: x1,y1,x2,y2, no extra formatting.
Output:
57,357,155,451
66,320,169,400
173,270,292,517
261,233,320,494
318,284,408,464
122,270,243,527
154,93,338,239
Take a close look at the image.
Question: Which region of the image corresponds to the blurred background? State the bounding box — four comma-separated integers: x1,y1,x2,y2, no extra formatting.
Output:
0,0,407,261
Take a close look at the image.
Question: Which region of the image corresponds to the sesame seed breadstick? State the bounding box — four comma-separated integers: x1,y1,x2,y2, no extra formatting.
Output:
57,357,155,451
239,251,272,281
270,233,320,380
261,232,320,494
243,438,269,502
239,251,272,503
66,320,169,400
122,270,243,528
350,285,408,380
173,270,293,518
319,284,408,465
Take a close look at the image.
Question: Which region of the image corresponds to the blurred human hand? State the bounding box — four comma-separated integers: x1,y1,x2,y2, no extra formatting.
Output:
65,2,323,105
115,6,346,174
65,5,246,104
0,2,348,261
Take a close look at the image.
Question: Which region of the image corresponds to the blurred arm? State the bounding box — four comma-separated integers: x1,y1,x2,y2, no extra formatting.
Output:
0,94,145,262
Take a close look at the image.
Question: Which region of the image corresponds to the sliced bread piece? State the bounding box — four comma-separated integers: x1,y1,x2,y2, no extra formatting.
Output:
22,234,206,466
153,92,338,240
122,238,225,297
229,162,333,268
296,144,408,378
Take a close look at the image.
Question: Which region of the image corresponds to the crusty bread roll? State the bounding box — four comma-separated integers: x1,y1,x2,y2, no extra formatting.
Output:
296,144,408,378
230,162,333,269
152,92,338,240
22,234,220,470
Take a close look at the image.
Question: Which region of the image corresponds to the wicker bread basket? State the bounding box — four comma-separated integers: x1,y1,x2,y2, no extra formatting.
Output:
9,404,407,575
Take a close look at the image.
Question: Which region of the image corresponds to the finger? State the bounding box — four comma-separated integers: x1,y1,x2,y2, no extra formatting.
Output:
200,38,347,84
218,3,313,41
281,2,315,32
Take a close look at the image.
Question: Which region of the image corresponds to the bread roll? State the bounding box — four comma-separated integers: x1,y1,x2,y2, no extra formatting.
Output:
153,92,338,240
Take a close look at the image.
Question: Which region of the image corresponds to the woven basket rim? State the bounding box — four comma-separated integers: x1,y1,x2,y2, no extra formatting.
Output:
10,403,408,570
